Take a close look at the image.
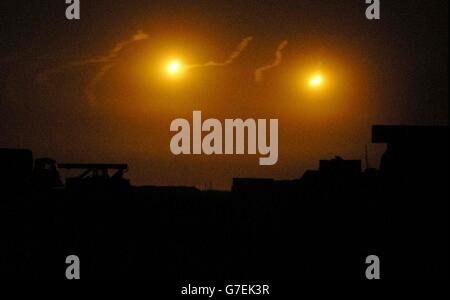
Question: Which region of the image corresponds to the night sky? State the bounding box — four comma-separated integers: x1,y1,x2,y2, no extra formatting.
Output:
0,0,448,189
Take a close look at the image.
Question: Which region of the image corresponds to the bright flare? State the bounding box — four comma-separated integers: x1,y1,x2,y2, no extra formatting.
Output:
309,74,323,88
167,60,181,75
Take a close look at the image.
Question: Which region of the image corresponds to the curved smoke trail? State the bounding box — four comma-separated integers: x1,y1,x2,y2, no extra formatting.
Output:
37,30,149,104
254,40,288,83
186,36,254,69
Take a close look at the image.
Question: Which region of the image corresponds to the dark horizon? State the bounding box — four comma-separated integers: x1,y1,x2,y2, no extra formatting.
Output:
1,123,448,280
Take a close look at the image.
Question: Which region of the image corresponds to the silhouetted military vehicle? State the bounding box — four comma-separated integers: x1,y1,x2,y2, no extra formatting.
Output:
32,158,63,189
57,163,130,191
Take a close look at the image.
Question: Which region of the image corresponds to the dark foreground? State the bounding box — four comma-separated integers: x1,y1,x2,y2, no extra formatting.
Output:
0,125,448,280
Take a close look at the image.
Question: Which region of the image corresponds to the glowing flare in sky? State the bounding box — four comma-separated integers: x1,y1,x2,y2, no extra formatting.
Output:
309,74,323,87
167,60,182,75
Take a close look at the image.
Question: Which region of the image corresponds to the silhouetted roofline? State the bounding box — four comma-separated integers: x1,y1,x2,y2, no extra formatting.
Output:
58,163,128,170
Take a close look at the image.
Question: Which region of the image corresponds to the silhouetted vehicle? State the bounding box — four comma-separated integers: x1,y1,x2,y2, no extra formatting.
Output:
57,163,130,191
32,158,63,189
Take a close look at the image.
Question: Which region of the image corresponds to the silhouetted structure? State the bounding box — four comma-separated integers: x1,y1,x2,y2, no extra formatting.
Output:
58,163,130,191
0,125,448,280
372,125,449,279
32,158,63,188
232,178,275,193
319,156,361,177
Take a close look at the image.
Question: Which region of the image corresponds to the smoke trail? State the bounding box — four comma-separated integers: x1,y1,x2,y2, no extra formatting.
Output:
186,36,253,69
85,63,115,104
37,30,149,103
254,40,288,83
